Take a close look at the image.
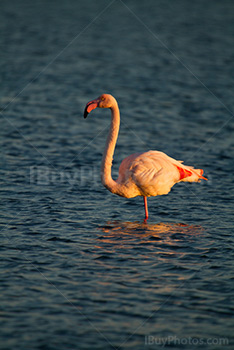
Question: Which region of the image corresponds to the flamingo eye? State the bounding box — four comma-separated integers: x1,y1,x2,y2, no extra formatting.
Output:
101,97,105,101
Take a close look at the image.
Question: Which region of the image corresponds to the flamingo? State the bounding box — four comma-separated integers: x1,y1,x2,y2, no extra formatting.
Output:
84,94,207,221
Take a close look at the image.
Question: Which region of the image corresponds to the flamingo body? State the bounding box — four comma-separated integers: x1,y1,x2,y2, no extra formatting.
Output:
116,150,206,198
84,94,207,220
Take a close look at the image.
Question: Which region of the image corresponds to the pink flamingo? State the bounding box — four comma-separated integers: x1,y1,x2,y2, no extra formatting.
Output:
84,94,207,221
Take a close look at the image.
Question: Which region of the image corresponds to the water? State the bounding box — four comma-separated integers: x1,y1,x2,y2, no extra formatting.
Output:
0,0,234,349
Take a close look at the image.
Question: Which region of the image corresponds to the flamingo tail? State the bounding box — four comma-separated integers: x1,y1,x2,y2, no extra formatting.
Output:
176,165,208,182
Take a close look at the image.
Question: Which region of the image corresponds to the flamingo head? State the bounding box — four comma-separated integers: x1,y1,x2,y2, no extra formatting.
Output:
84,94,116,118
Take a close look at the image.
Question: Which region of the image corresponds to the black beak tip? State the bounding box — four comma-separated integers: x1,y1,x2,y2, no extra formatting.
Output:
84,109,89,119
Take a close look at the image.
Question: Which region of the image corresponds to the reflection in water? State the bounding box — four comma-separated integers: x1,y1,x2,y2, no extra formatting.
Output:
98,221,204,243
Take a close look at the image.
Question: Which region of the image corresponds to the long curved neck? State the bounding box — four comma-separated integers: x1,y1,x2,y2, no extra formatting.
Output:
101,102,120,194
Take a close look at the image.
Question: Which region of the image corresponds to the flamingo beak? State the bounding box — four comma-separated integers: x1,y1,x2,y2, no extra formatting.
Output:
84,99,99,119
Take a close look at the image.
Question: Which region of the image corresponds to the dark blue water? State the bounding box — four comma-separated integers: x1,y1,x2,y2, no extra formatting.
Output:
0,1,234,349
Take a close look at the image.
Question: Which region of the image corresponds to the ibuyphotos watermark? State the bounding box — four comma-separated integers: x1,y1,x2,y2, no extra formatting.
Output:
30,165,103,188
29,165,210,188
145,335,229,347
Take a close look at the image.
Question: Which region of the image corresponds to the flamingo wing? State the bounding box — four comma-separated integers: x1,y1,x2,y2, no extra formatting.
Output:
129,151,178,196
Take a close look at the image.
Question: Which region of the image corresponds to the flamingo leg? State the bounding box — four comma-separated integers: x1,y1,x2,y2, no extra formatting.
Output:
144,196,149,221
